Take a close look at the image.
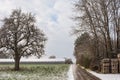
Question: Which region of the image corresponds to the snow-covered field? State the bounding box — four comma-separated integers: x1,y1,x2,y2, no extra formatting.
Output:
89,70,120,80
0,59,65,63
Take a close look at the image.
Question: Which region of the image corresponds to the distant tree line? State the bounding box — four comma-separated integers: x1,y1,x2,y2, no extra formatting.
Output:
65,58,73,64
49,55,56,59
73,0,120,70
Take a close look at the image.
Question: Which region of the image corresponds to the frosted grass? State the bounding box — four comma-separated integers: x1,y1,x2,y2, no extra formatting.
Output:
0,64,69,80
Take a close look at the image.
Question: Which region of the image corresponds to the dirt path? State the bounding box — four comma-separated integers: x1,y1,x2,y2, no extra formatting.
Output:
72,64,101,80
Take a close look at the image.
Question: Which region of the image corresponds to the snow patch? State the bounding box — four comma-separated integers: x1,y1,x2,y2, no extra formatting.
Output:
89,70,120,80
67,65,74,80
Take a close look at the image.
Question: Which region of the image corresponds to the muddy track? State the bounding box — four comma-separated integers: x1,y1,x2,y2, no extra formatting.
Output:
73,65,101,80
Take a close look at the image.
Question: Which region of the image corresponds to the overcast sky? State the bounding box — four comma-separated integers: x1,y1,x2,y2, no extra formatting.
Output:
0,0,76,59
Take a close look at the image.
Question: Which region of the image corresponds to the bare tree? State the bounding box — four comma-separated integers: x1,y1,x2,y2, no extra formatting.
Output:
74,32,93,67
0,9,47,70
74,0,120,58
73,0,119,70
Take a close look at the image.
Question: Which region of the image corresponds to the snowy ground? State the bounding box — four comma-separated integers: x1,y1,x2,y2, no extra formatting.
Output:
67,65,74,80
68,65,120,80
89,70,120,80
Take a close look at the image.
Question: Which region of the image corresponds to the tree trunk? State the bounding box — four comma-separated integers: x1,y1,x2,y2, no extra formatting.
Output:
14,54,20,71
